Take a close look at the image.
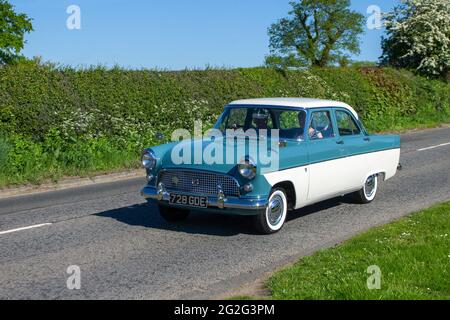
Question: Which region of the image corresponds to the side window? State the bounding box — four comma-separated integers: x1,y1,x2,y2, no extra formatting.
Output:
279,111,299,129
278,110,307,140
309,111,334,140
335,110,361,136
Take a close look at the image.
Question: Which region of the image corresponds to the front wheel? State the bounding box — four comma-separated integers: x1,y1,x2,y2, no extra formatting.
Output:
158,205,190,222
253,188,288,234
353,174,378,204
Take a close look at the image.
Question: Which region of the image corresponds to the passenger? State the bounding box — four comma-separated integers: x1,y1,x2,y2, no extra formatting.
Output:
252,110,269,130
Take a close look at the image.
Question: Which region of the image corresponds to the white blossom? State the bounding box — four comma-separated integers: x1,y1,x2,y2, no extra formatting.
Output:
383,0,450,76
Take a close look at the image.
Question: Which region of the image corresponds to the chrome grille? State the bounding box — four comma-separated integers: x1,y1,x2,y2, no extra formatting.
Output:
159,170,240,197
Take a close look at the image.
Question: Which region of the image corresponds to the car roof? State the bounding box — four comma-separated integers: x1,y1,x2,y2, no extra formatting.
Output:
228,98,359,119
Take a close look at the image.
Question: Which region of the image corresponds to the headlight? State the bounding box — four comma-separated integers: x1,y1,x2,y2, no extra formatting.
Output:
141,149,157,170
238,157,257,180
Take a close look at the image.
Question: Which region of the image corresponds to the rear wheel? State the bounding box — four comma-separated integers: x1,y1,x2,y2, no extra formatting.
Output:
353,174,378,204
158,205,190,222
254,188,288,234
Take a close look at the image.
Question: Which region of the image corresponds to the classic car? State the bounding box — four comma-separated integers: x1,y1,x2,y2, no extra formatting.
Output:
141,98,401,234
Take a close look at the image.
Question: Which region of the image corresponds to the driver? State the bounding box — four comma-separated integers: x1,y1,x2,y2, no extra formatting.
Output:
309,126,323,139
308,118,324,139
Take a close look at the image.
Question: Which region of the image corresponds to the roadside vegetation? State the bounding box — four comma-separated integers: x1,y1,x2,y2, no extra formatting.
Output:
0,64,449,187
0,0,449,187
236,201,450,300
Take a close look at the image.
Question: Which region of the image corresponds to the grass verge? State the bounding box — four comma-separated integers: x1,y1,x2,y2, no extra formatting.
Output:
237,202,450,300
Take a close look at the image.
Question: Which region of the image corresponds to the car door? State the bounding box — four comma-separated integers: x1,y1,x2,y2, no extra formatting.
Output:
306,109,347,202
332,108,371,191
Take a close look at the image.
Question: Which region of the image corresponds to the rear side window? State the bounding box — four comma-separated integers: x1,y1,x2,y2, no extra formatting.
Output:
278,110,307,141
335,110,361,136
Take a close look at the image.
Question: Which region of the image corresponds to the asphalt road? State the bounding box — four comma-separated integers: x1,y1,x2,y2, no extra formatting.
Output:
0,127,449,299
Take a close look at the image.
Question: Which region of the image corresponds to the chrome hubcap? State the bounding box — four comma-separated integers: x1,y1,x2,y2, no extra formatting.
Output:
268,195,284,226
364,175,376,198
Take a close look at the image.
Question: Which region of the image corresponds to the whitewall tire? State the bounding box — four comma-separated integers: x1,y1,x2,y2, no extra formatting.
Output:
354,174,378,204
254,188,288,234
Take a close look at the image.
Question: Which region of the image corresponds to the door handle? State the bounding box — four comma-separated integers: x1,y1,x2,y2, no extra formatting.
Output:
363,137,371,142
336,140,344,145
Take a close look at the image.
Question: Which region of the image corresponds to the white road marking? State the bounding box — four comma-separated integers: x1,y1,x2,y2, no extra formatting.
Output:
0,223,52,235
417,142,450,152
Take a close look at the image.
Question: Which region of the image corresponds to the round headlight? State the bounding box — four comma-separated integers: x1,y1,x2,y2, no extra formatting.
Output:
238,158,257,180
141,150,157,170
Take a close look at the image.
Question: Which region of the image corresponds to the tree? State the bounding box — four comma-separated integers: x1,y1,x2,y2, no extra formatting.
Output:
0,0,33,65
381,0,450,78
266,0,365,69
349,60,378,68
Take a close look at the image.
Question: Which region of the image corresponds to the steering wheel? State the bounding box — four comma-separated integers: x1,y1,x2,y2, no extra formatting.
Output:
310,130,320,139
230,123,243,130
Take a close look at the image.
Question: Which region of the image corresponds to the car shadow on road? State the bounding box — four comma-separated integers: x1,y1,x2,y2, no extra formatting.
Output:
95,203,259,236
96,196,354,236
287,195,357,222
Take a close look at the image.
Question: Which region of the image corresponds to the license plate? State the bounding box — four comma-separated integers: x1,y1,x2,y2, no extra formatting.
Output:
169,194,208,208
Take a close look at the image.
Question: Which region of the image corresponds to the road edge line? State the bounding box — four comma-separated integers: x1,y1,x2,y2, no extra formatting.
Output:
0,170,145,200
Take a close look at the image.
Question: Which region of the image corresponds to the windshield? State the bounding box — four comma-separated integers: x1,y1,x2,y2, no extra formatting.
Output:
214,107,307,141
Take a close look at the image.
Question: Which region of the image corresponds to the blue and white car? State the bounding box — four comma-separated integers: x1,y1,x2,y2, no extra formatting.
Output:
141,98,401,234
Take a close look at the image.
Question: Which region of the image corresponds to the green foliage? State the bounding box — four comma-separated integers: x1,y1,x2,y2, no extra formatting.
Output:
381,0,450,79
0,63,449,186
265,54,306,70
267,0,365,68
349,60,378,68
268,201,450,300
0,0,33,65
0,135,10,173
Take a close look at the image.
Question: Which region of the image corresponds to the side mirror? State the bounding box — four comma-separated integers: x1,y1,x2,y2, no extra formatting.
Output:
155,132,165,141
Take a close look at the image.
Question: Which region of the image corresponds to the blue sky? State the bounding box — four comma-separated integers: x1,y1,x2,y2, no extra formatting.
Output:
11,0,398,69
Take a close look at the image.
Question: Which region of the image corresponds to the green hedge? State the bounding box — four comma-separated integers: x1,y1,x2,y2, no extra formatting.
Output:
0,63,449,186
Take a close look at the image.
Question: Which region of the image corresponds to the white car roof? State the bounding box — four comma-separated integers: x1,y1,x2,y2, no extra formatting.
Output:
229,98,359,119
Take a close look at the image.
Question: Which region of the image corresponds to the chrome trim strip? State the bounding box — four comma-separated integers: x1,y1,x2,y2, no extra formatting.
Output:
271,147,402,173
141,187,267,210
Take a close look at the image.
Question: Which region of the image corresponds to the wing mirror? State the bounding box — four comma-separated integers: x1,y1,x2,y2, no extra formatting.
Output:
155,132,165,141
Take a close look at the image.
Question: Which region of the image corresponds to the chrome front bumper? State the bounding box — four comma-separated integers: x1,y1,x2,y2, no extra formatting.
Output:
140,184,268,211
